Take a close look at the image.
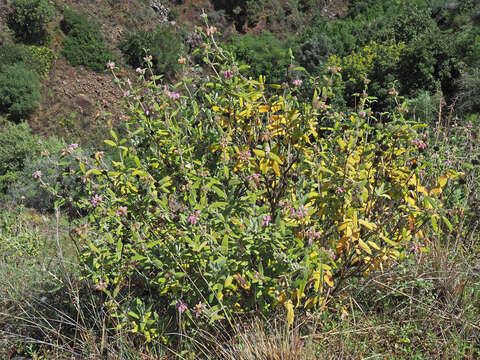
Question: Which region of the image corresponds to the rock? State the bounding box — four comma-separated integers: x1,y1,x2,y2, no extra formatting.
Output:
73,94,93,111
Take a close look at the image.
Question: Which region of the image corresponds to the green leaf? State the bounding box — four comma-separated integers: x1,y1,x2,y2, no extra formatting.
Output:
104,139,117,147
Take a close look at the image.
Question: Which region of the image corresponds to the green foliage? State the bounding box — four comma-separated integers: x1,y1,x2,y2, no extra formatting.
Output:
456,68,480,116
119,27,182,78
26,45,56,77
7,0,56,44
0,122,40,193
60,9,115,72
0,63,41,120
0,207,45,260
228,31,290,83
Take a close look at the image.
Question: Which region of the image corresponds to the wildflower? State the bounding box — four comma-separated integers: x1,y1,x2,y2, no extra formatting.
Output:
292,79,303,86
91,195,103,206
336,187,344,194
144,55,152,62
94,280,107,291
296,207,307,219
68,143,79,151
126,78,132,86
115,206,127,216
262,215,271,227
33,170,42,179
222,69,233,79
175,300,188,314
106,61,115,69
206,26,217,36
178,57,186,64
136,67,146,74
246,173,261,184
167,91,180,100
193,302,205,318
188,210,201,225
238,151,251,161
124,90,130,97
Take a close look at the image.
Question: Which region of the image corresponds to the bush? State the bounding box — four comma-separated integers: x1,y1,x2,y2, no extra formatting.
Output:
61,9,115,72
0,122,40,193
119,27,182,78
0,63,41,120
227,31,290,83
67,29,451,346
7,0,56,44
0,43,30,68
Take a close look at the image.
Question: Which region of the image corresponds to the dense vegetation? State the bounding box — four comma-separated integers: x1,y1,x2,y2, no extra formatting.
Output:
0,0,479,358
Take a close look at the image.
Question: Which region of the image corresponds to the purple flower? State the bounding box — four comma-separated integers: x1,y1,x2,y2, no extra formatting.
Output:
246,173,261,184
68,143,79,152
262,215,271,227
188,210,201,225
115,206,127,216
222,69,233,79
33,170,42,179
167,91,180,100
336,187,344,194
193,302,205,318
124,90,131,97
238,151,251,161
292,79,303,86
126,78,132,86
175,300,188,314
106,61,115,69
91,194,103,206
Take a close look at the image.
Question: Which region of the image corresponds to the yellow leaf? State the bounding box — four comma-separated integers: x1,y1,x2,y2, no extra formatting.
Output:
272,161,280,177
367,240,381,251
258,105,270,113
285,300,295,325
324,271,334,287
359,219,377,231
438,175,448,188
358,239,372,255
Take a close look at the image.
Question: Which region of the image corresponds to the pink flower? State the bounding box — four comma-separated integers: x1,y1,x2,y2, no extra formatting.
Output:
167,91,180,100
115,206,127,216
91,194,103,206
193,302,205,318
292,79,303,86
175,300,188,314
336,187,344,194
33,170,41,179
94,280,107,291
126,78,132,86
136,67,146,74
96,151,104,160
188,210,201,225
124,90,130,97
68,143,79,151
262,215,271,227
222,69,233,79
106,61,115,69
246,173,261,184
206,26,217,36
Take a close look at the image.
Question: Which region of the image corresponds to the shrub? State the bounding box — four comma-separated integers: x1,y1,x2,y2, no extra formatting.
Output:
0,122,40,193
119,27,182,78
66,29,452,346
61,9,115,72
0,63,41,120
0,43,30,68
7,0,56,44
456,68,480,116
227,31,290,83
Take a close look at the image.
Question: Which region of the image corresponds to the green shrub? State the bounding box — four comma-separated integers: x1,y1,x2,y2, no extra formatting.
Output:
227,31,290,83
67,29,450,345
27,45,56,77
0,122,40,193
7,0,56,44
61,9,114,72
0,63,41,120
9,137,89,214
119,27,182,78
0,43,30,68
